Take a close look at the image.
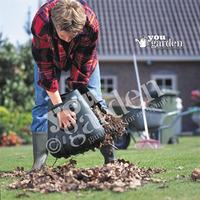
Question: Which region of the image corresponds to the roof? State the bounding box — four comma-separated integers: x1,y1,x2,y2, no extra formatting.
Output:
87,0,200,61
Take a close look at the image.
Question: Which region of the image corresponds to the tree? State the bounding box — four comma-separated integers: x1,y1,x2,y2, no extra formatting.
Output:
0,35,20,106
0,35,34,111
24,7,32,38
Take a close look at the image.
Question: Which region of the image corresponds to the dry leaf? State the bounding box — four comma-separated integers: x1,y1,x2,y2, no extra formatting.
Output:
191,168,200,181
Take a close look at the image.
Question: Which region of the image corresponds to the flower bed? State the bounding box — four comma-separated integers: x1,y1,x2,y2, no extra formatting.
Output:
0,106,32,146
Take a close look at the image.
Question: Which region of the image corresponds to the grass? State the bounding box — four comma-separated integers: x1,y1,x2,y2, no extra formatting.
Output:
0,136,200,200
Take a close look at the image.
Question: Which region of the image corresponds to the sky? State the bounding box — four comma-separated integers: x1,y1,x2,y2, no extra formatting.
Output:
0,0,45,45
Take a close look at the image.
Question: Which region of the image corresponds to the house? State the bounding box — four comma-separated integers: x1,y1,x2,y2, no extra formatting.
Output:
58,0,200,132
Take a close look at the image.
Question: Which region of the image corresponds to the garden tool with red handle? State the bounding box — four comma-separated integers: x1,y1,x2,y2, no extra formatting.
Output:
133,54,160,149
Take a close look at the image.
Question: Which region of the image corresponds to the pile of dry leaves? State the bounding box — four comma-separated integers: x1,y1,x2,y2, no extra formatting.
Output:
0,159,165,193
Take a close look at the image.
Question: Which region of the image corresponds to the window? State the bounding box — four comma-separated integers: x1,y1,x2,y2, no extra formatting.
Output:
59,72,118,96
101,76,117,95
59,71,70,94
151,74,177,90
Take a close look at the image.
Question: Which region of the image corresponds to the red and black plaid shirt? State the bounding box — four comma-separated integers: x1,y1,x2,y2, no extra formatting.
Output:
31,0,99,92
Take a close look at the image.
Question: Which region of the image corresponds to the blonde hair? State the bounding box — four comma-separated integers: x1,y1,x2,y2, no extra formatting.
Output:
51,0,86,33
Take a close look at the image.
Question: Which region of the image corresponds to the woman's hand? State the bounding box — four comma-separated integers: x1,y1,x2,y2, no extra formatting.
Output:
57,109,76,129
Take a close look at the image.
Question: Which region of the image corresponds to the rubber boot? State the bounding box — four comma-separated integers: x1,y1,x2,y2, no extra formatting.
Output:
100,143,116,164
31,132,48,170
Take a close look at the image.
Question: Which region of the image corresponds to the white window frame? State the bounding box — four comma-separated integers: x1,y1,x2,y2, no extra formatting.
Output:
151,74,177,90
59,72,118,97
59,71,70,94
101,75,118,97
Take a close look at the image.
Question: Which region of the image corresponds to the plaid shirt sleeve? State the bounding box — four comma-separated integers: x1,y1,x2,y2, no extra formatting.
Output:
31,15,59,93
67,16,99,90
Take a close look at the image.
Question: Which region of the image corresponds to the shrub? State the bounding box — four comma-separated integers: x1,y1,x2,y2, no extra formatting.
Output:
0,106,32,145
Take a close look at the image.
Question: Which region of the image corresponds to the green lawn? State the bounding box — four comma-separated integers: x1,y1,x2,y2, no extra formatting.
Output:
0,137,200,200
